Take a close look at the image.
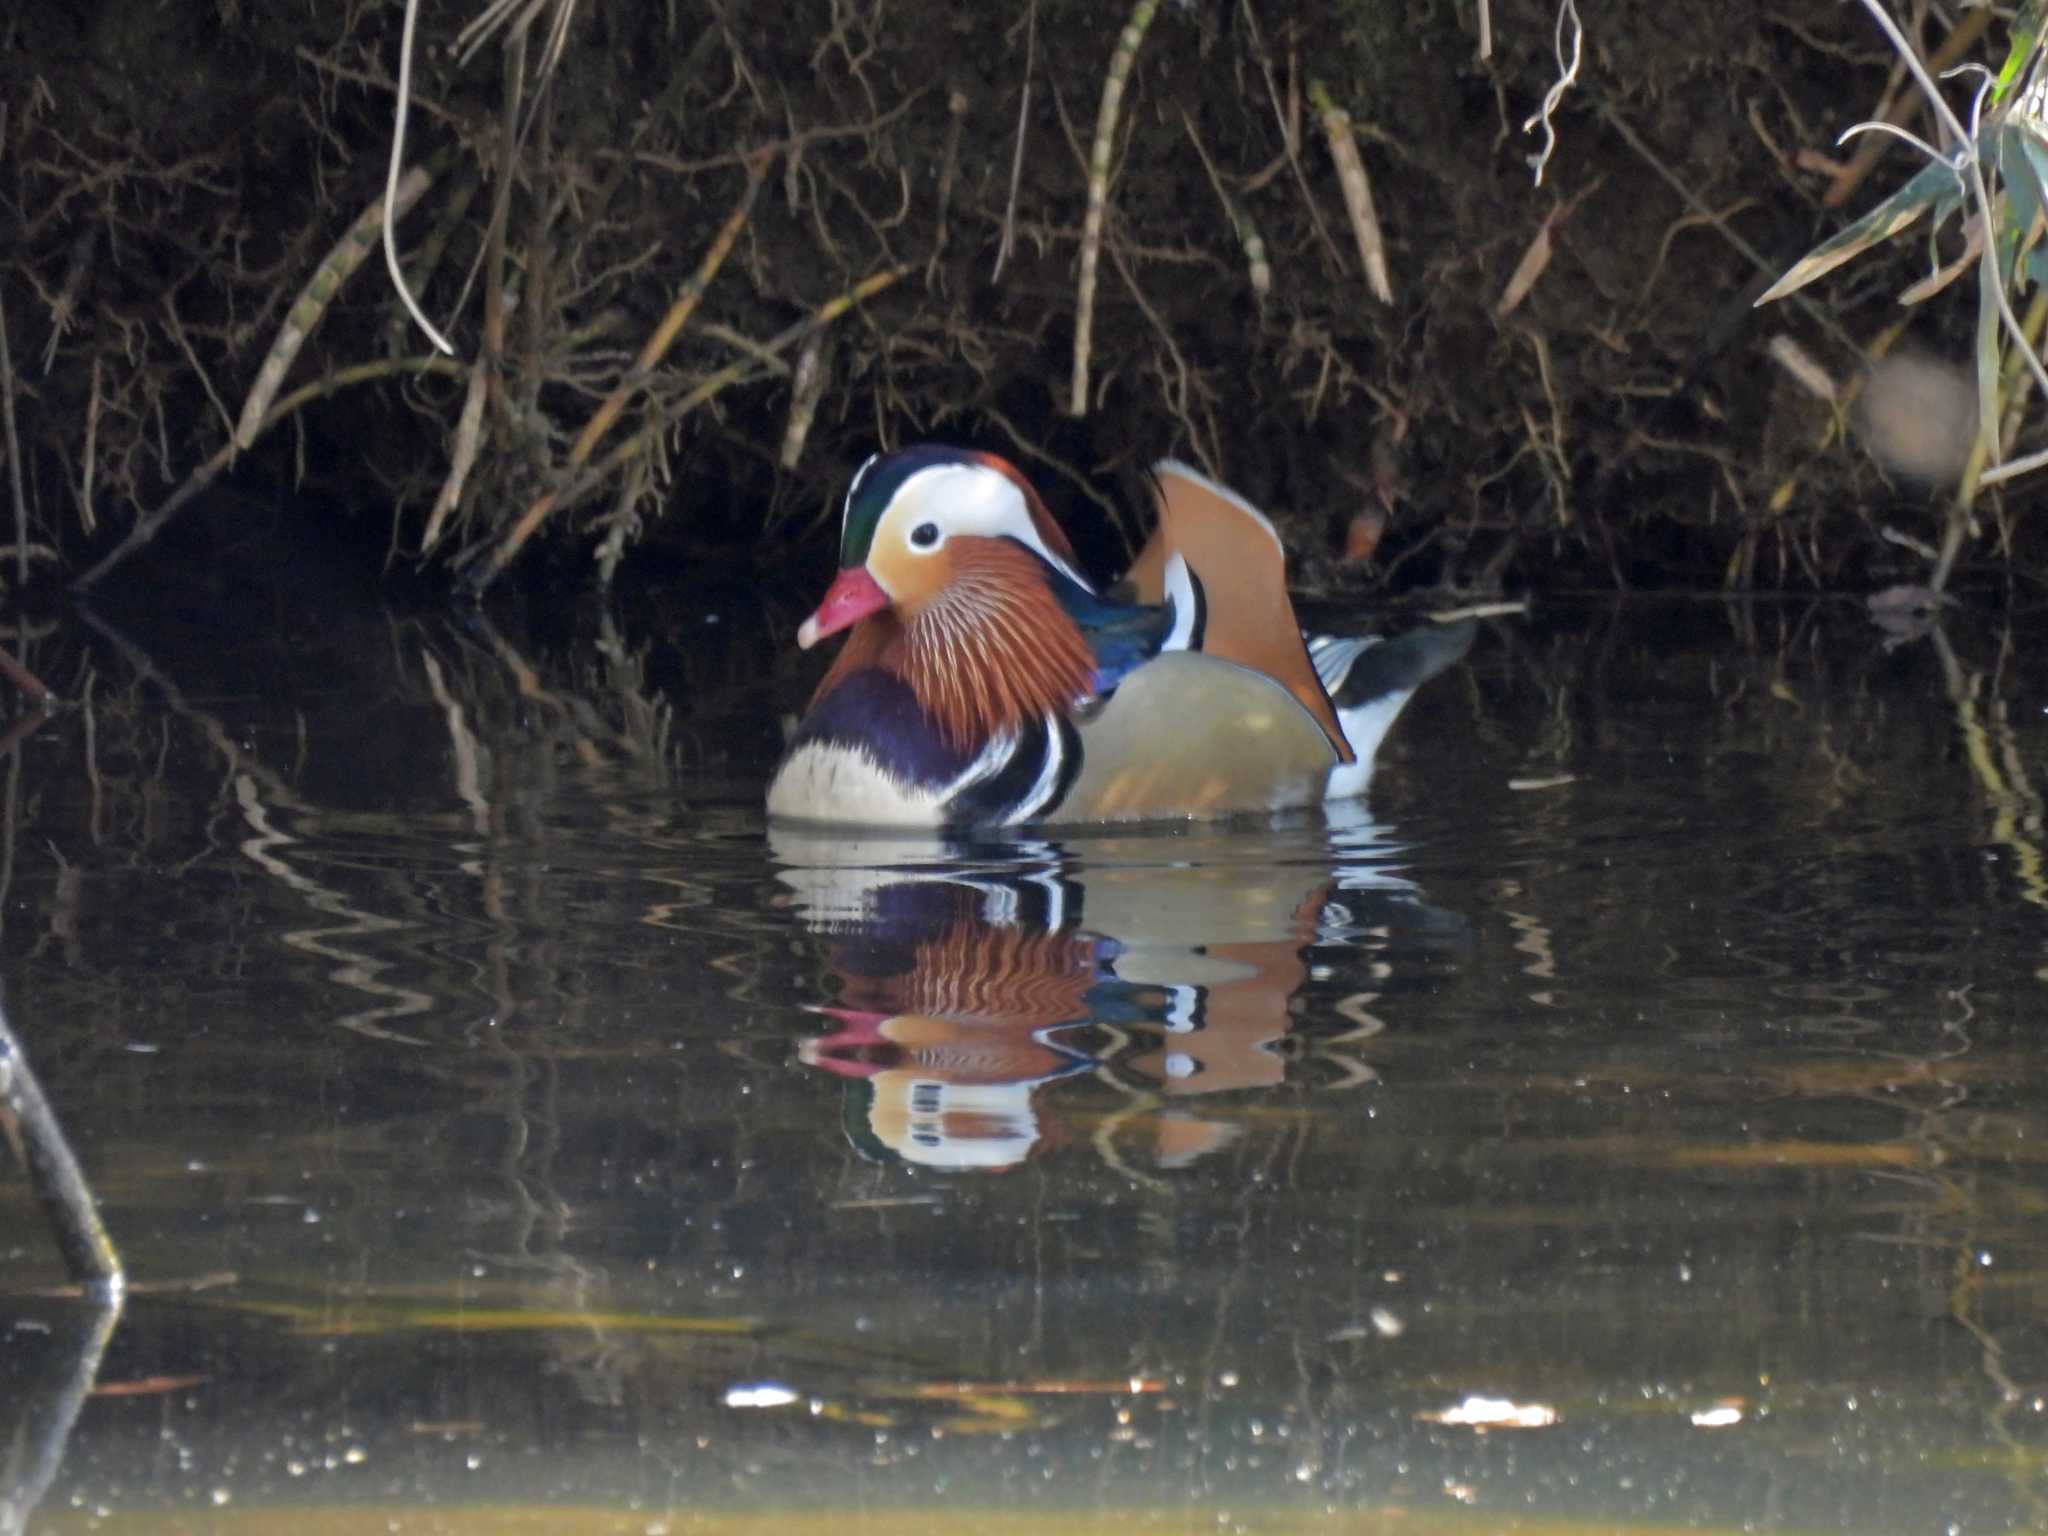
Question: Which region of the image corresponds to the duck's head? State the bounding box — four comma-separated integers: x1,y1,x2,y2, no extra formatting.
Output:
797,447,1090,649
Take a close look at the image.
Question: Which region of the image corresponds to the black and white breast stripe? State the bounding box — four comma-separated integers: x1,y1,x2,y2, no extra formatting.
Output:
941,712,1083,826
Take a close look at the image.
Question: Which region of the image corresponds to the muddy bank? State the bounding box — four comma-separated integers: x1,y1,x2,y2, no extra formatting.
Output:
0,0,2012,595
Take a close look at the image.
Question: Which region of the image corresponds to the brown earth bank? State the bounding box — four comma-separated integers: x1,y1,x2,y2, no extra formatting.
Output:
0,0,2031,599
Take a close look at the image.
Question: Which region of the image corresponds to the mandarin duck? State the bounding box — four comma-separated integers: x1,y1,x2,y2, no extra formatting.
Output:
767,447,1473,827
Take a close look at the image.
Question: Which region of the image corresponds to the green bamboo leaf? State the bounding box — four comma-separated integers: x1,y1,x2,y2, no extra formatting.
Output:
1989,118,2048,291
1755,158,1961,306
1993,1,2046,104
1998,118,2048,240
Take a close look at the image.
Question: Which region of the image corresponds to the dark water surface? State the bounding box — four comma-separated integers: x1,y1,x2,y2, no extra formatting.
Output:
5,567,2048,1534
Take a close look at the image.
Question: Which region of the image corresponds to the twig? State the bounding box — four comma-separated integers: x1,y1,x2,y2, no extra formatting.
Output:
1109,239,1217,472
779,331,830,469
293,44,463,124
1823,8,1991,208
698,321,792,375
1881,524,1942,561
979,403,1135,556
75,354,464,589
611,91,926,178
0,1000,123,1293
39,228,94,375
1522,0,1583,186
479,24,528,429
1976,442,2048,487
419,359,490,554
384,0,456,356
456,160,766,585
992,0,1038,284
1432,600,1528,621
1070,0,1160,416
0,634,53,705
565,160,765,467
77,353,99,536
464,263,910,590
1239,4,1344,277
931,88,968,277
161,293,235,439
0,286,26,589
1182,109,1271,311
1309,80,1392,304
1599,99,1858,354
236,166,435,450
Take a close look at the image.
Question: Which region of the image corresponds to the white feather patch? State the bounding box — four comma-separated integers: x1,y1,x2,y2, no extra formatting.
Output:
766,743,947,827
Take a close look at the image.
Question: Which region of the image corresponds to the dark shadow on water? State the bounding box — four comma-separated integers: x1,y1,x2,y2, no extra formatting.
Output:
2,543,2048,1529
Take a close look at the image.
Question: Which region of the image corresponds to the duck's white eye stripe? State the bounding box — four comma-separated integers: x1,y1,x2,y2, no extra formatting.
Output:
842,452,880,525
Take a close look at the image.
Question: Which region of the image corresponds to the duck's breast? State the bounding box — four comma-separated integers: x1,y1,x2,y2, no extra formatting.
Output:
767,669,964,826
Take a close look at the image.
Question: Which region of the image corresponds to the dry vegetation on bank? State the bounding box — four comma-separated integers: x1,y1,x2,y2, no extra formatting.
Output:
0,0,2039,596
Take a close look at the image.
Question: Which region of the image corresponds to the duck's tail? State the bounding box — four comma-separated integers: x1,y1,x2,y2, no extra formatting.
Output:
1310,618,1478,801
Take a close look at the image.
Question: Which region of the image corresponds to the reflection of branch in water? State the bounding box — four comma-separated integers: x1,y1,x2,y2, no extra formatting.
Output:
1189,1119,1293,1501
1495,875,1560,1006
1084,1045,1171,1192
84,609,456,1041
1321,993,1385,1091
458,606,667,771
466,1049,600,1346
0,620,62,944
418,625,614,1391
0,706,48,947
75,606,314,814
0,1299,121,1536
1927,991,2046,1528
0,1005,123,1536
1931,628,2048,976
593,613,675,768
1944,1172,2045,1527
233,774,435,1044
421,650,492,835
1847,981,2048,1527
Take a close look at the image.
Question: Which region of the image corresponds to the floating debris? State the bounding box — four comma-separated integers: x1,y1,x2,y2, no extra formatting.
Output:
724,1382,801,1410
1418,1394,1559,1429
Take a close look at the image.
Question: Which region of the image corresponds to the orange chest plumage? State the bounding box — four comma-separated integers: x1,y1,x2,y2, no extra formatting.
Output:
812,536,1098,755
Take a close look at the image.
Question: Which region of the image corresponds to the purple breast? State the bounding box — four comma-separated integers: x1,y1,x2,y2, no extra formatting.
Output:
785,669,973,788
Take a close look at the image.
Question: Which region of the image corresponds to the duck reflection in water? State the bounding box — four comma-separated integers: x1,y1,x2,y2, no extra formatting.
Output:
773,812,1467,1173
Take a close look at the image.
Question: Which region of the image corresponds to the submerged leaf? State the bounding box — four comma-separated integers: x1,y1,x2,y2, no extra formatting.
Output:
1755,158,1961,306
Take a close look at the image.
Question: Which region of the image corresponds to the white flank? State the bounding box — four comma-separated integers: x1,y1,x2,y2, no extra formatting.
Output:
1323,692,1411,803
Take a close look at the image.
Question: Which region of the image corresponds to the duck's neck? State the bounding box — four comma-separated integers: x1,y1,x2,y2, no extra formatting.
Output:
899,540,1097,752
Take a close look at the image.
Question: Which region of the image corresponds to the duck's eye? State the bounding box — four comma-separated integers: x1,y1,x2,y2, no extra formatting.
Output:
909,521,941,550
